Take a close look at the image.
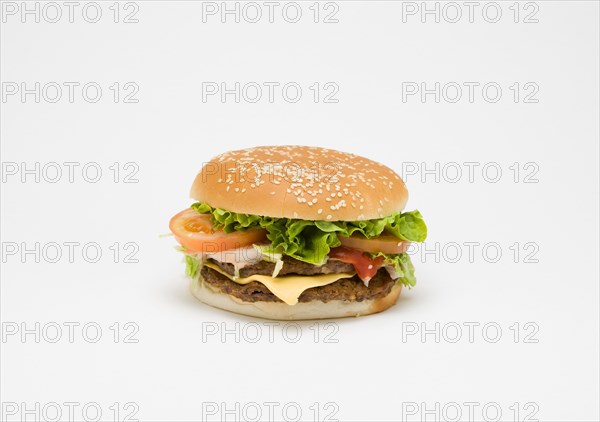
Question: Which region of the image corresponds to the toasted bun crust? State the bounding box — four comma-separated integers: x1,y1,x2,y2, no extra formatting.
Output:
190,146,408,221
190,276,402,320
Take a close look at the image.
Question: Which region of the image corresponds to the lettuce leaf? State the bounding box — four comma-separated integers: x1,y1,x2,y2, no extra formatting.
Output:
191,202,427,266
372,252,417,288
385,211,428,242
185,255,201,279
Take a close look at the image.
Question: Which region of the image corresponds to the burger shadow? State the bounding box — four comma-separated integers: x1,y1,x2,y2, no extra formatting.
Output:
163,277,204,310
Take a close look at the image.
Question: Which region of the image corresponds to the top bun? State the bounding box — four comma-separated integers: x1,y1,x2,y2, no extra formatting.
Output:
190,146,408,221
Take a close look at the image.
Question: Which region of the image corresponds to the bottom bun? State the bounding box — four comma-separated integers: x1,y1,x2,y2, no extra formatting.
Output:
190,276,402,320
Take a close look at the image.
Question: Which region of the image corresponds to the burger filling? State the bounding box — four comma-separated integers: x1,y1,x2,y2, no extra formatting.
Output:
200,265,396,304
170,202,427,305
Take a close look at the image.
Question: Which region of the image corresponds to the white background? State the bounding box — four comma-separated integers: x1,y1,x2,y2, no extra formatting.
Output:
1,1,599,421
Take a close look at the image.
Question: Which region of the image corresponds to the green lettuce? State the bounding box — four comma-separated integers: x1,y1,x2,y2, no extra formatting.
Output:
185,255,201,279
372,252,417,288
191,202,427,266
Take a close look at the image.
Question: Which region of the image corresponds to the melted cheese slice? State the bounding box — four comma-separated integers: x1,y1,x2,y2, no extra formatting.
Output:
204,262,355,306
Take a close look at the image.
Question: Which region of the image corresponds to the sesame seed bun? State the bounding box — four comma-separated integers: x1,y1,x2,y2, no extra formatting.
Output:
190,146,408,221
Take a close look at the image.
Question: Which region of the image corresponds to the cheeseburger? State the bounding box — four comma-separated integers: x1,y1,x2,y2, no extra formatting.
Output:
169,146,427,320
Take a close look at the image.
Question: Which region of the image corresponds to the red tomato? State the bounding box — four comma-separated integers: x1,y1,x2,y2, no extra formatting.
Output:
338,234,409,254
169,208,267,253
329,247,385,283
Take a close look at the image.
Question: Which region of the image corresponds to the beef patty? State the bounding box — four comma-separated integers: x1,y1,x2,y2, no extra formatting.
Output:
208,255,355,278
200,265,396,303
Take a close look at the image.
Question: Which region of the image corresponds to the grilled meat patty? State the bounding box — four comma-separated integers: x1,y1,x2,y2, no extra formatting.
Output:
207,256,355,278
200,265,396,303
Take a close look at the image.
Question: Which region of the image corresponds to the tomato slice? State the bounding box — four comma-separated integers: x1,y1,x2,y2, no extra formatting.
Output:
169,208,267,253
338,234,409,254
329,246,385,283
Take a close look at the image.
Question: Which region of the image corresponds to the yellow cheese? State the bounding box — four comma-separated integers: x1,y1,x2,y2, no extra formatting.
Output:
204,262,355,306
